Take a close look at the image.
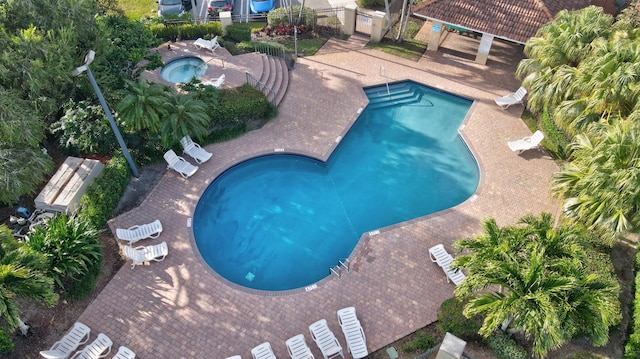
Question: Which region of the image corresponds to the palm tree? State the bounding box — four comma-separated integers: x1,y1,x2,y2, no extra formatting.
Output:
159,90,210,146
454,213,619,358
116,78,169,133
0,226,58,335
516,6,613,114
551,120,640,234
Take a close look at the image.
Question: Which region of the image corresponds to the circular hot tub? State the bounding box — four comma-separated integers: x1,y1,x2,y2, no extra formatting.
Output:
161,56,207,83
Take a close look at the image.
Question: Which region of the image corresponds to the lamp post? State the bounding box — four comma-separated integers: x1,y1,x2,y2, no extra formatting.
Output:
72,50,140,178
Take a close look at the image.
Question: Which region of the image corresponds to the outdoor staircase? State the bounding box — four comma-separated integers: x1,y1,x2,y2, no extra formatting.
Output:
256,53,290,107
364,82,426,110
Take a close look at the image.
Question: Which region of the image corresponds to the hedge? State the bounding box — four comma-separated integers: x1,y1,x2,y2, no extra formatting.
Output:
486,331,528,359
624,251,640,358
149,22,222,42
78,154,131,228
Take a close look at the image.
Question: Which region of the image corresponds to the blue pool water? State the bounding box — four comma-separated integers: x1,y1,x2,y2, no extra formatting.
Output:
161,56,206,83
193,81,479,291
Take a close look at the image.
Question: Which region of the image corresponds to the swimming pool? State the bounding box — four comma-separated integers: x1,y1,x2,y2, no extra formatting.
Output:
193,81,479,291
161,56,206,83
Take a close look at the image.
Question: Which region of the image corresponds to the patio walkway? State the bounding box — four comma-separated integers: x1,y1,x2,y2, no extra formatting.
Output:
77,36,561,358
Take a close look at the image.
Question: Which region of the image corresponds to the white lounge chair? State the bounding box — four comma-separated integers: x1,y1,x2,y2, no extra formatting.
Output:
336,307,368,359
507,130,545,154
286,334,315,359
252,342,277,359
194,36,220,53
69,333,112,359
226,356,242,359
180,136,213,164
124,241,169,269
40,322,91,359
202,73,225,89
112,346,136,359
435,332,467,359
428,244,466,286
428,244,454,268
115,219,163,245
164,149,198,178
309,319,344,359
494,86,527,109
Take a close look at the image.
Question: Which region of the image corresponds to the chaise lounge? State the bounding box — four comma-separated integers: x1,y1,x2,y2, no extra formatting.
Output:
507,130,545,154
428,244,466,286
115,219,163,245
39,322,91,359
69,333,112,359
180,136,213,164
286,334,315,359
494,86,527,109
194,36,221,54
124,241,169,269
336,307,368,359
309,319,344,359
164,149,199,178
252,342,277,359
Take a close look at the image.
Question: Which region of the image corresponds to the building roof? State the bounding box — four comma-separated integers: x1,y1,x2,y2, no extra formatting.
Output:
412,0,592,44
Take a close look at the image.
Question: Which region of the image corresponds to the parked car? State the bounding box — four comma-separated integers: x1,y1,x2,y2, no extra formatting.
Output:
249,0,274,13
157,0,185,17
208,0,232,16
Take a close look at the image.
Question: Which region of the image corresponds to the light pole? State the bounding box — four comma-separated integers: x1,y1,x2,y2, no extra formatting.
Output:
72,50,140,178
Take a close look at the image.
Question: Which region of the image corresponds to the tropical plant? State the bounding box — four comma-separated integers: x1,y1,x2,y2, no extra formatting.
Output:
516,6,613,115
116,78,169,133
0,147,54,206
454,213,620,358
26,214,103,288
0,226,58,335
552,121,640,234
160,90,210,145
52,100,123,155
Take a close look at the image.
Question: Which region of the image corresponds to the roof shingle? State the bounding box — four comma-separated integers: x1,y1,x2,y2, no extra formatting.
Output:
413,0,592,43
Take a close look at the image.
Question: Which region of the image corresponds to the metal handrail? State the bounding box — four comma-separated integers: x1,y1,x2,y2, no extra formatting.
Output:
245,72,277,107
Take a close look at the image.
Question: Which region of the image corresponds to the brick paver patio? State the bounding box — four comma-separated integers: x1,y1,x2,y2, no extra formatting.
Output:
77,36,561,358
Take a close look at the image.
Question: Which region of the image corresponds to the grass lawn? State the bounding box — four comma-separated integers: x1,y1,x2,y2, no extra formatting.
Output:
118,0,157,19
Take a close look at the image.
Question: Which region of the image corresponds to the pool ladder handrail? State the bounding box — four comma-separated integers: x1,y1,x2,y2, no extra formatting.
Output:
330,258,350,279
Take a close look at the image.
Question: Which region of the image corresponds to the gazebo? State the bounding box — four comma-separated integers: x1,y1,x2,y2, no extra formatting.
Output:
412,0,591,64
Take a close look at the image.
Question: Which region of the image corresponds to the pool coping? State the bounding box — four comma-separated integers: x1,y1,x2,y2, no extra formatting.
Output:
79,37,562,359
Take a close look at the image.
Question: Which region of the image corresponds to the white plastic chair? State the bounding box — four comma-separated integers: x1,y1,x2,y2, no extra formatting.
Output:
507,130,545,154
251,342,277,359
194,36,221,53
286,334,315,359
336,307,368,359
112,346,136,359
69,333,112,359
203,73,226,89
39,322,91,359
180,136,213,164
124,241,169,269
494,86,527,109
115,220,163,245
309,319,344,359
428,244,466,286
164,149,199,178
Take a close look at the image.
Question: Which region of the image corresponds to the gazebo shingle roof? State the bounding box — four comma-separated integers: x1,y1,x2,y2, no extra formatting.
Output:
412,0,592,43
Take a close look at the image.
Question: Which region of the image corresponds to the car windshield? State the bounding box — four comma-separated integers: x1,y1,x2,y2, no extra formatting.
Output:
161,0,182,4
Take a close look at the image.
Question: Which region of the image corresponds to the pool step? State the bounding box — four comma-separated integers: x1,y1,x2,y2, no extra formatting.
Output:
365,84,425,110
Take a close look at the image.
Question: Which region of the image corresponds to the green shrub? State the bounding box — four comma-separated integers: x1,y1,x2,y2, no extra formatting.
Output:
486,331,528,359
401,330,435,353
540,107,570,159
0,327,14,354
267,6,318,27
150,22,221,41
225,23,252,42
214,84,275,126
78,154,131,228
624,251,640,358
51,100,121,156
357,0,385,9
65,252,103,301
438,297,480,338
26,214,103,289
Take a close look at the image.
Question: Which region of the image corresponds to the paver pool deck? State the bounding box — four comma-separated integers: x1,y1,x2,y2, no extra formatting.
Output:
78,36,562,358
